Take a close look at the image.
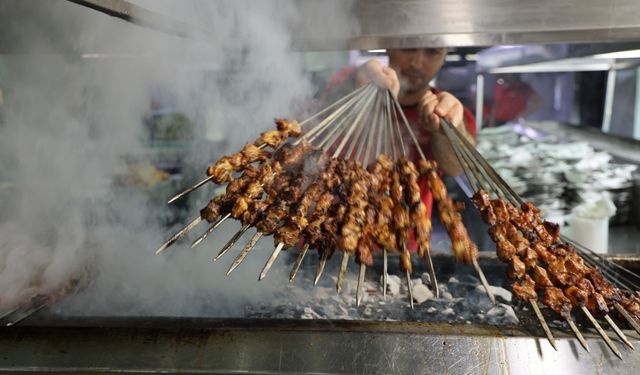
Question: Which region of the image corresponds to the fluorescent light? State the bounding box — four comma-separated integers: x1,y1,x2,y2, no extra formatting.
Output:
593,49,640,59
367,49,386,53
465,54,477,61
489,61,611,74
445,54,461,62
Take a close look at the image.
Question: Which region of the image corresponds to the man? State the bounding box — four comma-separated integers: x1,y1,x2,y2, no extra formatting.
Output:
323,47,478,227
324,48,476,177
488,73,542,127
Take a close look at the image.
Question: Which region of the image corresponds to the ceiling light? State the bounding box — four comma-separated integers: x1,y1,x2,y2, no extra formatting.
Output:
593,49,640,59
445,54,461,62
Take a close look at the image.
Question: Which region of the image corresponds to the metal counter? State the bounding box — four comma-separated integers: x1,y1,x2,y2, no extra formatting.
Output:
0,317,638,374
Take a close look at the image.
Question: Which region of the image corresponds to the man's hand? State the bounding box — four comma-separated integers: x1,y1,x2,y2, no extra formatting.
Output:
418,90,465,134
418,90,474,176
355,60,400,98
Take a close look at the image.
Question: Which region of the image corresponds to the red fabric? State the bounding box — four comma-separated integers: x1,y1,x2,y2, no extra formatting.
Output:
493,81,534,122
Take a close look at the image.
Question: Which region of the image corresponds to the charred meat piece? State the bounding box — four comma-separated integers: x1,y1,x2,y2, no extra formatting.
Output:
472,189,491,209
512,274,537,301
496,241,516,262
275,118,302,137
543,287,572,319
533,266,554,288
507,256,526,280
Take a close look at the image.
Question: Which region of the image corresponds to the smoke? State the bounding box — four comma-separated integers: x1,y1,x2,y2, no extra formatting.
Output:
0,0,356,317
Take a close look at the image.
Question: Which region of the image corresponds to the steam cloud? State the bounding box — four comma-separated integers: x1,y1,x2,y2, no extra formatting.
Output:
0,0,356,317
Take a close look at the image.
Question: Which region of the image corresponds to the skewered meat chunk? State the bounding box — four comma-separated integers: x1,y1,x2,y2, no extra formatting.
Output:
520,201,541,223
400,249,412,273
200,195,226,222
242,200,269,225
534,224,553,245
543,220,560,240
207,157,234,183
357,239,374,267
565,286,588,307
341,220,362,253
240,143,270,163
490,199,509,224
412,202,432,257
275,118,302,137
587,269,623,303
472,189,491,209
508,256,526,280
522,247,539,269
543,287,572,319
533,266,554,288
231,195,250,219
512,274,537,301
256,130,285,148
488,224,507,243
481,205,497,226
275,225,300,248
532,243,557,264
496,241,516,262
505,223,529,255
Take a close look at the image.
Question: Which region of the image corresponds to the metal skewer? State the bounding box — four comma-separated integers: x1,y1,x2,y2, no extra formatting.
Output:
336,252,349,293
442,119,603,351
383,249,388,297
227,232,262,275
406,268,414,309
530,300,558,351
5,301,49,326
0,304,23,321
258,242,285,281
168,175,214,204
566,317,590,352
156,216,202,254
356,264,366,307
614,302,640,335
440,116,639,354
289,243,309,283
169,89,370,206
193,213,232,248
604,314,635,350
581,306,622,359
472,258,495,304
314,250,330,286
213,223,250,261
388,91,441,299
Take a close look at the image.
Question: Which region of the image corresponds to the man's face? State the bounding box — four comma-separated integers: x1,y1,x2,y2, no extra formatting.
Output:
388,48,447,95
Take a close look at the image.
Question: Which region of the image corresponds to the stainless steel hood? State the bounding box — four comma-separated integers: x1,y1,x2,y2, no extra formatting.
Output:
63,0,640,50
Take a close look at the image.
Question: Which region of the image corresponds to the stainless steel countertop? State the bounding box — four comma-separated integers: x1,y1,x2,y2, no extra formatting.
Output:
0,317,638,374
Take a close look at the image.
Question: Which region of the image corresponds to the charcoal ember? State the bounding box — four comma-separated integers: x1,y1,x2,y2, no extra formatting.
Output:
441,291,454,300
481,285,512,303
446,281,479,298
412,283,434,304
464,288,495,310
380,274,401,296
441,307,455,316
457,274,480,284
421,272,432,286
485,303,519,325
303,307,324,319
